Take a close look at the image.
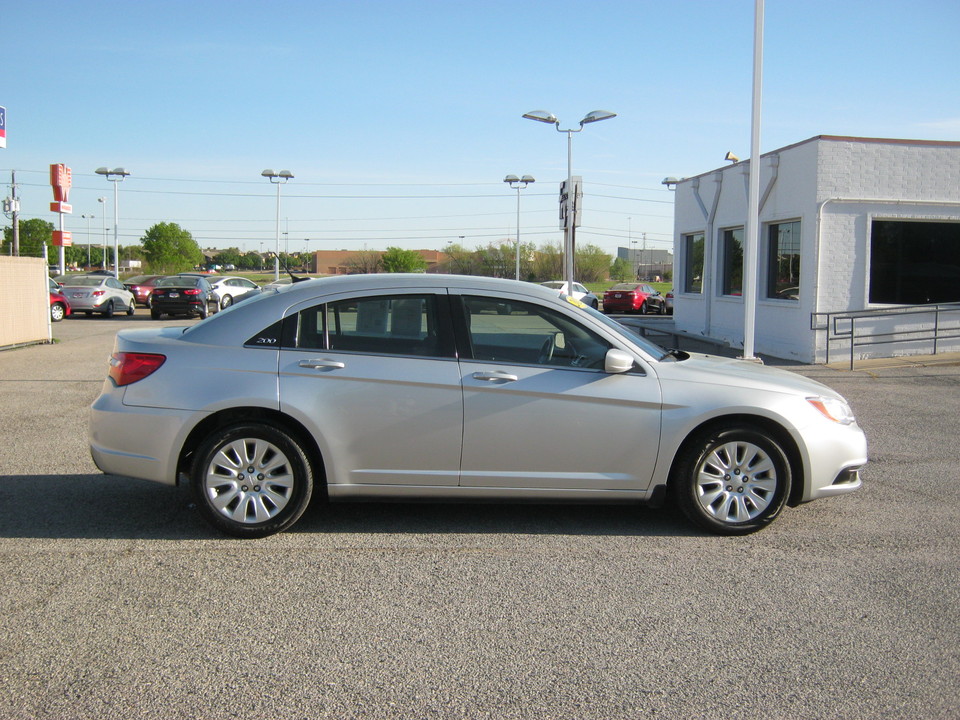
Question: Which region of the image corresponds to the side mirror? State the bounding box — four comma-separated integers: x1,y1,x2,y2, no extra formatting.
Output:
604,348,635,374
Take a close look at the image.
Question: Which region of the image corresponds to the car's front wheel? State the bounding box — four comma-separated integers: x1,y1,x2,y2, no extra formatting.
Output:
103,300,115,318
671,425,791,535
191,423,315,538
126,300,135,316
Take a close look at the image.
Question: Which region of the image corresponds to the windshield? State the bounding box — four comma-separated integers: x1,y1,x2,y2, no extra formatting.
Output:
578,304,671,360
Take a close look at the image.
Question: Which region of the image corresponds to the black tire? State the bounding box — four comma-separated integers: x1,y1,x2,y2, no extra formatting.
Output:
103,300,114,318
671,425,791,535
221,295,233,309
198,302,209,319
127,300,135,316
191,423,315,538
658,301,666,315
151,308,162,320
638,302,647,315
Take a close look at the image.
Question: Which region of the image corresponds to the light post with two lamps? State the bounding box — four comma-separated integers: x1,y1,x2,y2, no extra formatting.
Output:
261,169,294,282
503,174,535,281
522,109,616,291
95,167,130,277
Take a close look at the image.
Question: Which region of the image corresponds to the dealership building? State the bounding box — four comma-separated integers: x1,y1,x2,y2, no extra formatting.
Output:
670,135,960,363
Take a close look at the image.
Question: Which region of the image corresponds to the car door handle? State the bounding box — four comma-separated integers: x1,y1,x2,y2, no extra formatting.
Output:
298,359,346,370
472,371,518,383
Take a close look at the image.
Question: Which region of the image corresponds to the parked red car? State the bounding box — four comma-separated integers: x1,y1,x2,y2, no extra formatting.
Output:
48,278,71,322
123,275,166,308
602,283,666,314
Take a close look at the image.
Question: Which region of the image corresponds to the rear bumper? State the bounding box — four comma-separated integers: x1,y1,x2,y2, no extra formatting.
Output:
89,388,204,485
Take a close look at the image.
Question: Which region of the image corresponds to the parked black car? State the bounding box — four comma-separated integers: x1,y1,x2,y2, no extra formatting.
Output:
150,276,217,319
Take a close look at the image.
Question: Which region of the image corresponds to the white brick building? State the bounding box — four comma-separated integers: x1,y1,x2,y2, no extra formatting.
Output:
670,136,960,363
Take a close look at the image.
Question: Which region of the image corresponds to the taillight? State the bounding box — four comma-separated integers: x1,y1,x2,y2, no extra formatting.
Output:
108,352,166,386
183,289,201,296
93,290,105,297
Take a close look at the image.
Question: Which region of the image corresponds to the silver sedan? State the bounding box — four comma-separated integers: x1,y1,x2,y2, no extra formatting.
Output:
90,274,866,538
59,275,135,317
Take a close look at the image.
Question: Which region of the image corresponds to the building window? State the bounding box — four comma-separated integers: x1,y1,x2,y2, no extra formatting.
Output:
721,227,743,296
683,232,704,293
766,220,801,300
870,220,960,304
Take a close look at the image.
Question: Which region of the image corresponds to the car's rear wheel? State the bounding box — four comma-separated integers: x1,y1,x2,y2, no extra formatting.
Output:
221,295,233,309
150,308,162,320
103,300,114,318
671,425,791,535
191,423,314,538
198,302,209,319
50,303,66,322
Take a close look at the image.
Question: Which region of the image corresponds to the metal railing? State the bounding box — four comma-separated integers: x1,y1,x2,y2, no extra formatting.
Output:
811,303,960,369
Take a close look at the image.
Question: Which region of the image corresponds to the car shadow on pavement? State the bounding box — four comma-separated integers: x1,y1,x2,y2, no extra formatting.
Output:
0,473,697,540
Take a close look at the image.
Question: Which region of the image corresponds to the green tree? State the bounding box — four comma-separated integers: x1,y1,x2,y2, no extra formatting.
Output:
443,242,478,275
610,257,631,282
532,241,563,281
213,247,242,268
140,222,203,273
575,244,611,283
2,218,55,258
380,247,427,273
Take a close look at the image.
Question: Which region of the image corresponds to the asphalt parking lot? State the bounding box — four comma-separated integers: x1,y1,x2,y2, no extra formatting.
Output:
1,310,958,719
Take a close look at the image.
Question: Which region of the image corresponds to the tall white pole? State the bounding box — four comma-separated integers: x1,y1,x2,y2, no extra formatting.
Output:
742,0,764,360
515,185,522,281
112,180,120,277
564,130,575,289
274,182,281,282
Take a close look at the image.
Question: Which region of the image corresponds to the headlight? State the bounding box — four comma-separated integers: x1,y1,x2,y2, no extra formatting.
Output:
807,396,855,425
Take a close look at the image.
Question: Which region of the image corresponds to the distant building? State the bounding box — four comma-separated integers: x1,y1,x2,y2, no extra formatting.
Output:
309,249,449,275
616,247,673,281
670,135,960,363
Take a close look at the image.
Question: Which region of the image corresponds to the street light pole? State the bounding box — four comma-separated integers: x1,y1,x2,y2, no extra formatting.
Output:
81,213,95,269
95,167,130,277
261,170,294,282
523,110,615,291
503,174,535,281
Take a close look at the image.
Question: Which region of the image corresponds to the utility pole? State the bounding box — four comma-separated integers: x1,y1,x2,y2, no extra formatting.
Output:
3,171,20,255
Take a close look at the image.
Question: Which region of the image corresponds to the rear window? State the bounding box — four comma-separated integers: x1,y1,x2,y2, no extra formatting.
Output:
609,283,640,291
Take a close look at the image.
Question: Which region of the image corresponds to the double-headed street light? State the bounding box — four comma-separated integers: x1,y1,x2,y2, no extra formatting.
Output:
522,110,616,290
95,167,130,277
261,169,294,281
523,110,617,287
503,174,535,281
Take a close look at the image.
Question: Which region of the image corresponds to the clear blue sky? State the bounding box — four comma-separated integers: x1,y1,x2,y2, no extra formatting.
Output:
3,0,958,259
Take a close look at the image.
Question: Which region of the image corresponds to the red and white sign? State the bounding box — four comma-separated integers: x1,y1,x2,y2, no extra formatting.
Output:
49,163,73,213
52,230,73,247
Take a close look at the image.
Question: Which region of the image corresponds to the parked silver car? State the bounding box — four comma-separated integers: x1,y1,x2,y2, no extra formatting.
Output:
60,275,135,317
90,275,866,538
